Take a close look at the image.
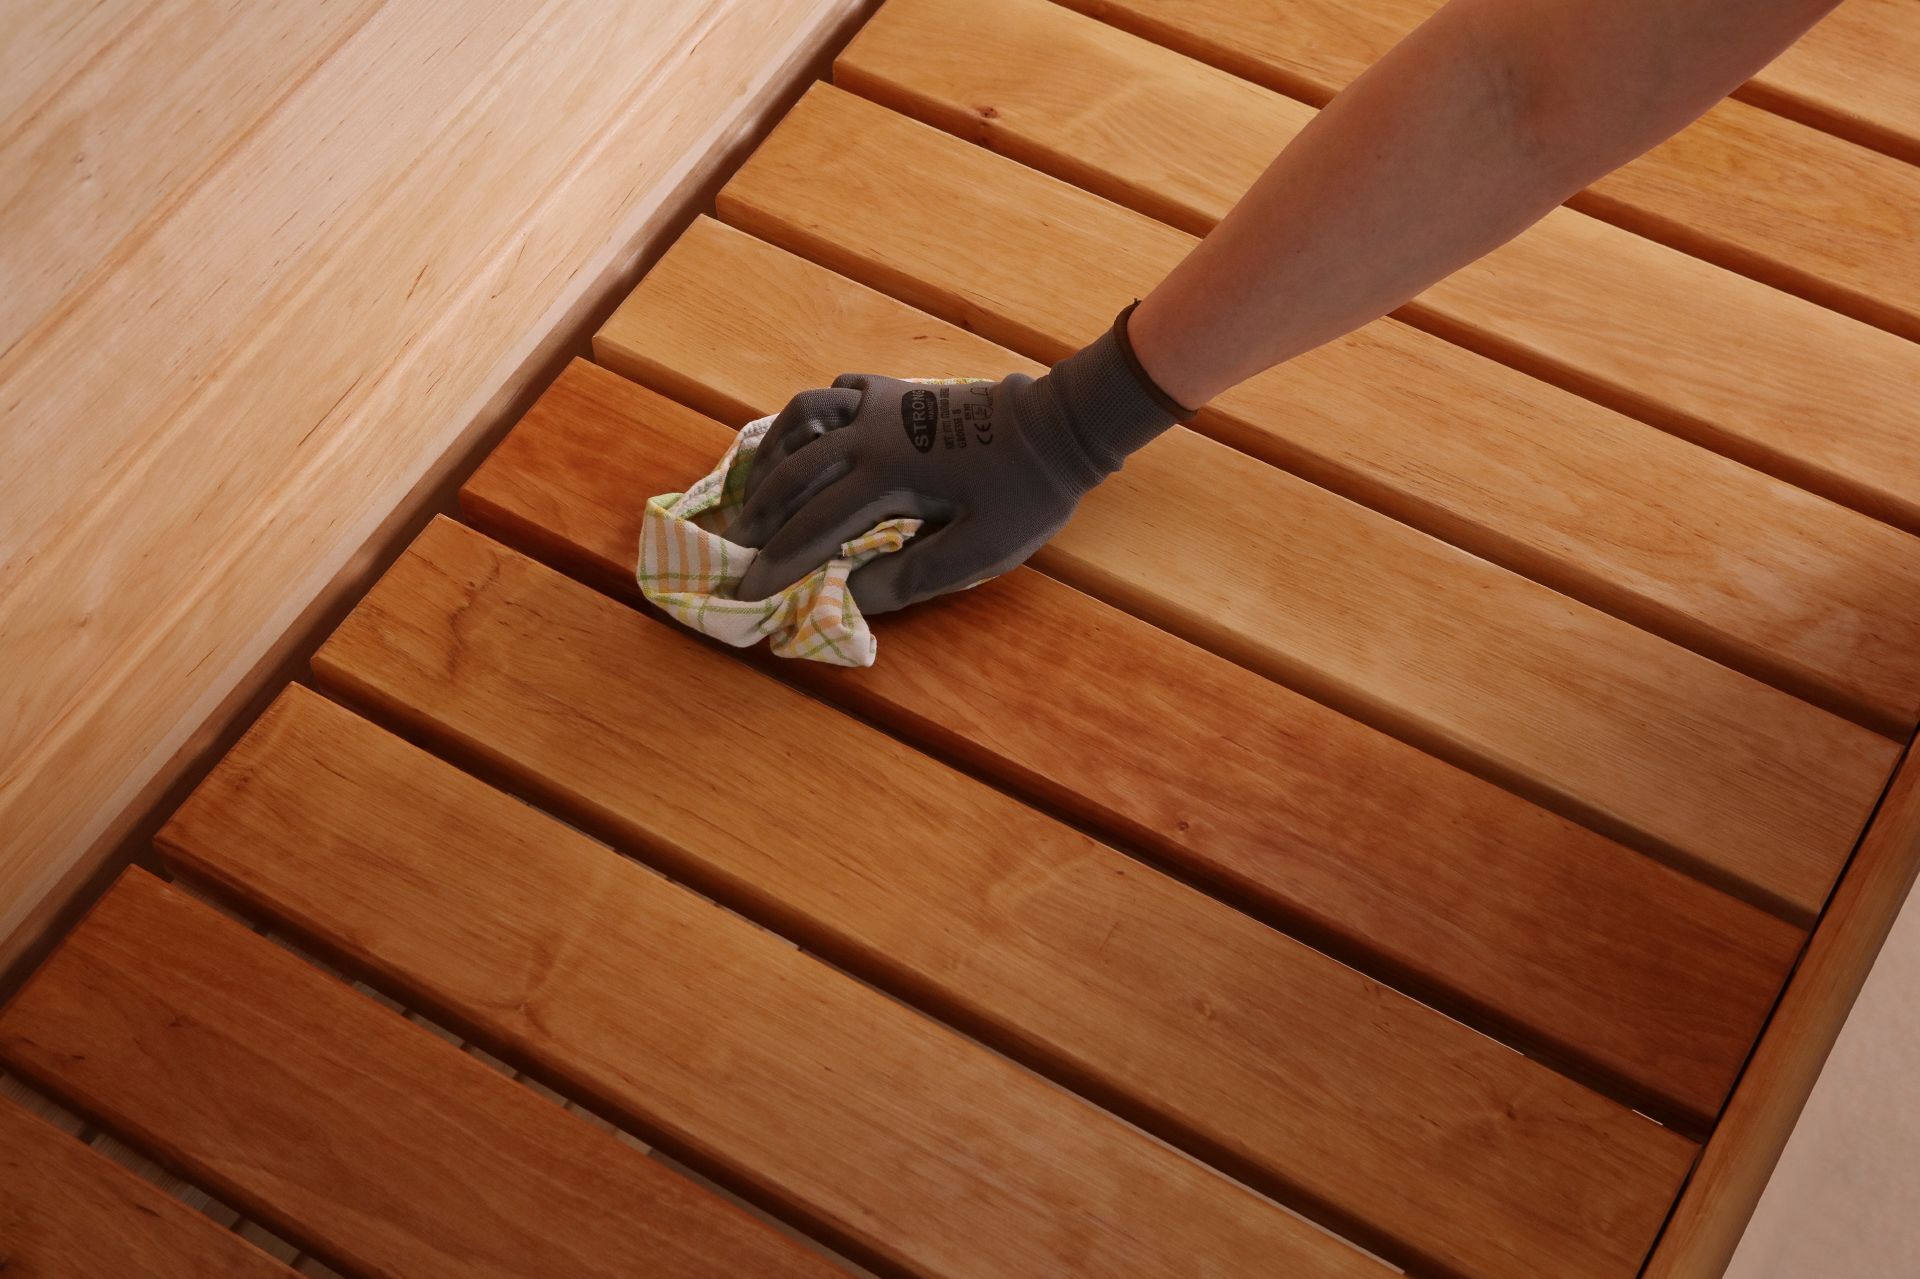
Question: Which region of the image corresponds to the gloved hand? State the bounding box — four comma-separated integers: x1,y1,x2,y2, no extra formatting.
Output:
726,302,1196,613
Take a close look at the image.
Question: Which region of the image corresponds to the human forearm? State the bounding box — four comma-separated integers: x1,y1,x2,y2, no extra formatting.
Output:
1128,0,1841,410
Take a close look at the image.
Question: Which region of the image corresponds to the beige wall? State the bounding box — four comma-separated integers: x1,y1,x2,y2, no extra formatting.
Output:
0,0,868,970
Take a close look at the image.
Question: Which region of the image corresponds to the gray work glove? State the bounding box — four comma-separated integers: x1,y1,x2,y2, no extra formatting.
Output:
725,302,1195,613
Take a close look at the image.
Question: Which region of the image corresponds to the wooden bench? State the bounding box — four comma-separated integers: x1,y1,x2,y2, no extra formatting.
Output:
5,2,1918,1275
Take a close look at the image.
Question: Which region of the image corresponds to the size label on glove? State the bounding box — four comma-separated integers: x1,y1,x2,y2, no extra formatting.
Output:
901,385,993,454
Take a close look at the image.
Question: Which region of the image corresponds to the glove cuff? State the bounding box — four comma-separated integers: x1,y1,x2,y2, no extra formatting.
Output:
1013,302,1194,494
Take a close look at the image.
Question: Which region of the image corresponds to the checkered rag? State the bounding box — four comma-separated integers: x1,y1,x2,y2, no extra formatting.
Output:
639,390,975,666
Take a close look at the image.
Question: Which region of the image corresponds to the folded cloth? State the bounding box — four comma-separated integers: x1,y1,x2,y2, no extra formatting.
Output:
639,402,937,666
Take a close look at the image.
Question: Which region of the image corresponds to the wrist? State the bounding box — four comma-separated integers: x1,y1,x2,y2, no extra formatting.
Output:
1010,303,1192,492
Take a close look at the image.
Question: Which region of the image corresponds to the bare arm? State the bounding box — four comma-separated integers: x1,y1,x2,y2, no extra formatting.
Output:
725,0,1840,615
1129,0,1842,408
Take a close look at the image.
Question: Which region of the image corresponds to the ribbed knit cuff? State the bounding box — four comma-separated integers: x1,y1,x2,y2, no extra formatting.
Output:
1012,302,1193,495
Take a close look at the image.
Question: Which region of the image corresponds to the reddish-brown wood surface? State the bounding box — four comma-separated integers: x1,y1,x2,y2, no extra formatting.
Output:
0,869,848,1279
836,0,1920,540
308,518,1693,1279
0,1094,296,1279
464,357,1803,1127
719,83,1920,736
158,686,1389,1279
1052,0,1920,342
596,215,1897,922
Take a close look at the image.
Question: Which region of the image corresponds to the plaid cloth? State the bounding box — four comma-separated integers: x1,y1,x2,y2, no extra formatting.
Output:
638,406,930,666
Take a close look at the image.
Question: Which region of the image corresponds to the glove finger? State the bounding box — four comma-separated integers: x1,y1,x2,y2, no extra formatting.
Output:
847,516,1005,615
741,386,862,506
725,427,856,549
735,481,934,601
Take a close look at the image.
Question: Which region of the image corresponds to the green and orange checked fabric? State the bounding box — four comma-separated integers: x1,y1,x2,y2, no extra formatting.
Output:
640,397,949,666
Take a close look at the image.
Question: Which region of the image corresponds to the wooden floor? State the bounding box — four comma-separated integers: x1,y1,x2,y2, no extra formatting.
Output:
5,1,1920,1276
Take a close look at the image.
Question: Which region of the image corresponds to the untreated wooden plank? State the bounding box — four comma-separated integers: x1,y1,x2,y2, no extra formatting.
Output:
1738,0,1920,168
836,0,1920,540
1051,0,1920,344
0,1095,295,1279
157,686,1389,1279
0,870,847,1279
595,214,1896,922
464,356,1803,1126
310,519,1693,1279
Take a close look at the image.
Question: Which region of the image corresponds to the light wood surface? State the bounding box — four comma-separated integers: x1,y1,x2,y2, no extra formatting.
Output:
1054,0,1920,342
0,869,850,1279
838,0,1920,539
309,517,1691,1279
596,215,1897,921
724,82,1920,734
159,685,1389,1279
1647,743,1920,1278
465,357,1803,1126
0,1095,296,1279
1739,0,1920,167
0,0,870,975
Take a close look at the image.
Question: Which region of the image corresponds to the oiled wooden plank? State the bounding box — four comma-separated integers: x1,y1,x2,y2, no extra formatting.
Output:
726,83,1920,735
836,0,1920,540
309,520,1693,1279
464,356,1803,1125
157,687,1388,1279
0,870,846,1279
595,215,1896,922
1055,0,1920,343
1742,0,1920,166
0,1096,294,1279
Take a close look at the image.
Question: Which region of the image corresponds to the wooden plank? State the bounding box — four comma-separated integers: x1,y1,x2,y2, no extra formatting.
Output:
834,0,1920,542
1052,0,1920,344
1646,741,1920,1278
0,0,867,977
157,687,1390,1279
0,1096,296,1279
726,82,1920,736
1739,0,1920,169
306,520,1695,1279
595,214,1896,922
0,0,384,355
464,356,1804,1126
0,869,854,1279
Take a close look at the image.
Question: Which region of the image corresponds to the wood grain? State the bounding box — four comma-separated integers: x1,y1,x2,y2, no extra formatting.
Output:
157,686,1389,1279
724,83,1920,736
312,518,1694,1279
0,0,383,355
595,215,1897,922
1738,0,1920,168
1646,742,1920,1279
0,1095,295,1279
836,0,1920,539
464,356,1804,1127
0,869,850,1279
0,0,868,973
1054,0,1920,342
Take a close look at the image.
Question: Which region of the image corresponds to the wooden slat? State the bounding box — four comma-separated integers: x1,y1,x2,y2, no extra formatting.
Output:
1647,741,1920,1278
1052,0,1920,344
595,214,1896,922
0,869,852,1279
157,687,1389,1279
464,356,1803,1126
0,1096,294,1279
835,0,1920,542
307,519,1693,1279
726,82,1920,736
1740,0,1920,169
